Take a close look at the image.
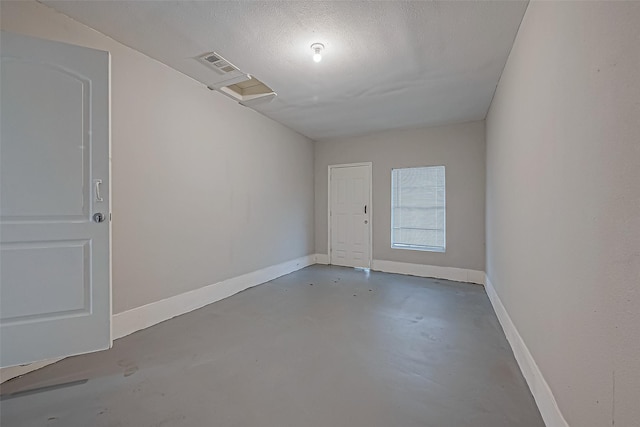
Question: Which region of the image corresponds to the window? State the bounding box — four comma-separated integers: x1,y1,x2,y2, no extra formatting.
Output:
391,166,445,252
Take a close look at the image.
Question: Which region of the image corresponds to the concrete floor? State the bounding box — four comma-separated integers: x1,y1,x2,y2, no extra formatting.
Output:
0,265,545,427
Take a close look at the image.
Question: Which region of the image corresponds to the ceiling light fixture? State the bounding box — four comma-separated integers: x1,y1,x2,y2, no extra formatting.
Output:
311,43,324,63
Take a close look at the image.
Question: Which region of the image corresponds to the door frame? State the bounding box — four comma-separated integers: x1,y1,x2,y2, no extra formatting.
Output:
327,162,373,268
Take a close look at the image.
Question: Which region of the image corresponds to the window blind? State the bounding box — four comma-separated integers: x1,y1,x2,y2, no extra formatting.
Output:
391,166,445,252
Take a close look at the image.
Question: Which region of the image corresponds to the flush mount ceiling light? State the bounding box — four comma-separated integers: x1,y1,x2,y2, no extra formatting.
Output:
311,43,324,63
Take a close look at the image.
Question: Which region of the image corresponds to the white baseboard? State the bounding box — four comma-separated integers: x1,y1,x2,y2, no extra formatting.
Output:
112,254,315,340
315,253,329,265
371,259,485,285
484,274,569,427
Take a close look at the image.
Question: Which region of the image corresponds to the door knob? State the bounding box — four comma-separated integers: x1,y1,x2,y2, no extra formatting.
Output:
93,213,105,223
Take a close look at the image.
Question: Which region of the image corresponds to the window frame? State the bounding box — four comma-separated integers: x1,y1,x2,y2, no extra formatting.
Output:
390,165,446,253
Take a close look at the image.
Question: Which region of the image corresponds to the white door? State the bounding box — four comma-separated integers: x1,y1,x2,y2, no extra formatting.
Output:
329,164,371,268
0,32,111,368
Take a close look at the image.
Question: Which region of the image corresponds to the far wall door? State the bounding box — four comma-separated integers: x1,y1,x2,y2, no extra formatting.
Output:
329,164,371,268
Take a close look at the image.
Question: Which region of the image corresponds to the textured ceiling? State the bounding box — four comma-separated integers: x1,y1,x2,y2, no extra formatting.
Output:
41,1,528,141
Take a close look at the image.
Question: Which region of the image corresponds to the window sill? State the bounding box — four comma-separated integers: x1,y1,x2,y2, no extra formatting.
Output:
391,244,446,253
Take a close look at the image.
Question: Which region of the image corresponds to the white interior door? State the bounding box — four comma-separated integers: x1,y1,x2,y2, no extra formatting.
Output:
0,32,111,368
329,164,371,268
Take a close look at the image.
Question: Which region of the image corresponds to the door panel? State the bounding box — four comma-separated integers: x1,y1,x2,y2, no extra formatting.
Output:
329,165,371,268
0,240,90,322
0,32,111,368
1,60,89,220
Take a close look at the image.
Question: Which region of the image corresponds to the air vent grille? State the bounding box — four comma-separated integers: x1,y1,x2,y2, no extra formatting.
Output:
204,54,221,63
198,52,240,76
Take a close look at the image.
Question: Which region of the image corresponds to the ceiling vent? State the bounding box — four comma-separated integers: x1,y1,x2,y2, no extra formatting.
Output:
197,51,276,107
197,51,251,88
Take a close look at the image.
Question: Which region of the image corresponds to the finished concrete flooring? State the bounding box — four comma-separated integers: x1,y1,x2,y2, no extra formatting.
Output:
1,265,544,427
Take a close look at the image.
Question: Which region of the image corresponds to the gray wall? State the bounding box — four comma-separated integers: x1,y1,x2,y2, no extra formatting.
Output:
486,2,640,426
315,122,485,271
1,1,315,313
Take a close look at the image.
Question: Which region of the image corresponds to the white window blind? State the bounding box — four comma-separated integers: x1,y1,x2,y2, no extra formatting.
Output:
391,166,445,252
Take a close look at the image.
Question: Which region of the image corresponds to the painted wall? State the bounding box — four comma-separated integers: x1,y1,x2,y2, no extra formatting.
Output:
315,121,485,271
486,2,640,426
0,1,315,314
